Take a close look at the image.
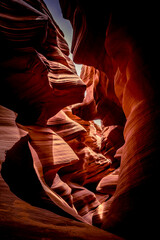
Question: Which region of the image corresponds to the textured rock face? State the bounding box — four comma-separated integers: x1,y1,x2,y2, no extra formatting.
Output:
72,65,125,163
1,0,160,239
73,65,125,125
0,0,86,126
0,0,119,236
0,0,87,222
60,0,160,239
0,161,122,240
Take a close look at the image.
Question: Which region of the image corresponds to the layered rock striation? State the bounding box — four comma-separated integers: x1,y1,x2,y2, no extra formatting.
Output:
0,0,117,232
1,0,159,239
0,0,86,126
60,0,160,239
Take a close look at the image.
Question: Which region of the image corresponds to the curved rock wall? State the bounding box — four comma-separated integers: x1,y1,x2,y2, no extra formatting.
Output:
72,65,125,163
60,0,160,238
0,0,118,229
1,0,159,238
0,0,86,126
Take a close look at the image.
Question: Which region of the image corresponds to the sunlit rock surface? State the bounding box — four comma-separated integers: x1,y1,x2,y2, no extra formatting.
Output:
0,144,121,240
1,0,160,239
0,0,86,126
72,65,125,161
0,0,121,239
60,0,160,239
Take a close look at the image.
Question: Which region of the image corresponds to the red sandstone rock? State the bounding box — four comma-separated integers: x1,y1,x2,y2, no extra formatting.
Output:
0,1,122,238
0,1,121,230
47,110,86,141
0,0,86,126
0,167,122,240
71,65,125,168
60,1,160,239
71,64,125,166
0,105,112,226
1,0,159,239
73,65,125,126
72,66,98,120
96,169,119,195
47,107,112,186
101,125,124,158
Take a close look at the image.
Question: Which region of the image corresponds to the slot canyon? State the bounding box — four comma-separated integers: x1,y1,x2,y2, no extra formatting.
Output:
0,0,159,239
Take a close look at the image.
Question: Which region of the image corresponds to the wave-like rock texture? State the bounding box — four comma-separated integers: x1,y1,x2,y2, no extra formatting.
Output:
0,0,86,126
0,105,113,224
1,0,160,239
72,65,125,162
0,1,121,238
60,0,160,239
0,145,121,240
72,65,125,126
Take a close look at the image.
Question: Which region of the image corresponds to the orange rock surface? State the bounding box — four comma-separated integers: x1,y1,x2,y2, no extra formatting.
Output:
60,0,160,239
1,0,159,239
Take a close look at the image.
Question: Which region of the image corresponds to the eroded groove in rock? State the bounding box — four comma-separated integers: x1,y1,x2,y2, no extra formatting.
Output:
1,0,159,239
0,0,120,234
60,0,160,239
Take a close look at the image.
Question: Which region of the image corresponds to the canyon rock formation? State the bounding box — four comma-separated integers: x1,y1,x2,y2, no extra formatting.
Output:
0,1,121,239
0,0,160,239
0,0,86,126
60,0,160,239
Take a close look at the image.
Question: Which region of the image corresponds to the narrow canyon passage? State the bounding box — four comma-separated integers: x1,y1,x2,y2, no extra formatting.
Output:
0,1,159,239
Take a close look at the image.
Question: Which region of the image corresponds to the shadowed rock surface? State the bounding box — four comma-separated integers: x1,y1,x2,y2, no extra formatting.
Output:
0,0,122,239
60,0,160,239
1,0,160,239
